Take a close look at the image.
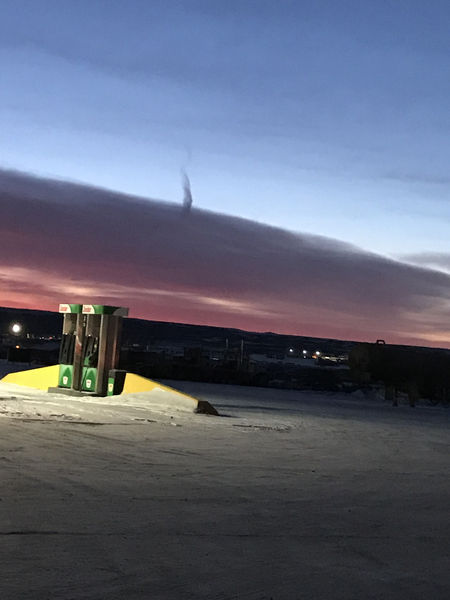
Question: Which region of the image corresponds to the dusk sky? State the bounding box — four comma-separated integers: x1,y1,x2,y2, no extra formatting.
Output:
0,1,449,347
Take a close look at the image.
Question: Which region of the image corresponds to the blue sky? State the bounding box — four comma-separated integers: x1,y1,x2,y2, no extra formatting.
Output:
1,0,449,258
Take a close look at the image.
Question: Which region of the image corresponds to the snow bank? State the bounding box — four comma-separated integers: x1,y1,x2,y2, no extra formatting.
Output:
0,382,218,425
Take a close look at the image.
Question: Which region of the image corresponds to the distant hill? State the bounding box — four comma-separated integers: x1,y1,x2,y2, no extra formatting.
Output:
2,305,447,357
0,305,358,355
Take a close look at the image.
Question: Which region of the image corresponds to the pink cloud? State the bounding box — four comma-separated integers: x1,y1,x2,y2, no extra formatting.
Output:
0,169,449,347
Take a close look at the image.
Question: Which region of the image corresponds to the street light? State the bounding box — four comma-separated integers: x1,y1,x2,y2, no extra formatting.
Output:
11,323,22,335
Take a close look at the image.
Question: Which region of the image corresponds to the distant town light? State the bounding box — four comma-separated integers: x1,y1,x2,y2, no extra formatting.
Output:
11,323,22,334
289,348,294,353
302,349,307,355
315,351,321,356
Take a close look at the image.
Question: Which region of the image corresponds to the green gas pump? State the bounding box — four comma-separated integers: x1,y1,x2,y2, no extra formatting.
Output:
57,304,83,389
80,304,128,396
52,303,128,397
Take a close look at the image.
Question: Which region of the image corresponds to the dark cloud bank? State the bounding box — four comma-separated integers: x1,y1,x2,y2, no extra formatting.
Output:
0,169,448,347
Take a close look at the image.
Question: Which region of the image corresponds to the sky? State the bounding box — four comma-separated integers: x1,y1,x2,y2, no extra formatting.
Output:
0,0,449,347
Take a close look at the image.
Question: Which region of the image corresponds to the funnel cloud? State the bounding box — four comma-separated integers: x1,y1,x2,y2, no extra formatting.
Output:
182,171,193,214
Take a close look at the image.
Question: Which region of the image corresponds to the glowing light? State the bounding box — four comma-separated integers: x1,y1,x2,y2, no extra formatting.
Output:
11,323,22,334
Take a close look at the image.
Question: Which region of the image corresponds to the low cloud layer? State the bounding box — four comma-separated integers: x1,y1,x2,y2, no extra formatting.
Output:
0,169,449,347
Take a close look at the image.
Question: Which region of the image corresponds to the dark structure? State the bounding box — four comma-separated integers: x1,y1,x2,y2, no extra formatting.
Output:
349,342,450,405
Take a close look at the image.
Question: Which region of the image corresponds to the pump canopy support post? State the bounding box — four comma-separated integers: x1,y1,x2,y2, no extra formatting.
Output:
51,303,128,397
72,311,86,392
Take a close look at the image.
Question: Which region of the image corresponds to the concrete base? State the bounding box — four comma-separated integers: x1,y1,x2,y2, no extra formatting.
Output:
47,387,99,398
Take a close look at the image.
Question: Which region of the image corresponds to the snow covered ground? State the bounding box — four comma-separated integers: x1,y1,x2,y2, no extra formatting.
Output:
1,377,449,599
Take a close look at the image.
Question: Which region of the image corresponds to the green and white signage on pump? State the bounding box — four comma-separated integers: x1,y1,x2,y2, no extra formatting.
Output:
59,304,83,314
82,367,97,392
58,365,73,388
82,305,129,316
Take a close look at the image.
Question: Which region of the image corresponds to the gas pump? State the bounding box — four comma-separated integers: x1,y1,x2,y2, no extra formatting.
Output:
57,304,82,388
80,309,101,393
53,303,128,396
81,304,128,396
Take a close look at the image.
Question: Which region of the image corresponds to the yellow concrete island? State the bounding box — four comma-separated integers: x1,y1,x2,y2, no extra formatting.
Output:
1,365,218,415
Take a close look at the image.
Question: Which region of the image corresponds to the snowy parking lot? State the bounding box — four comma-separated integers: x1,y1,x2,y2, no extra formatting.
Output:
1,380,449,599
